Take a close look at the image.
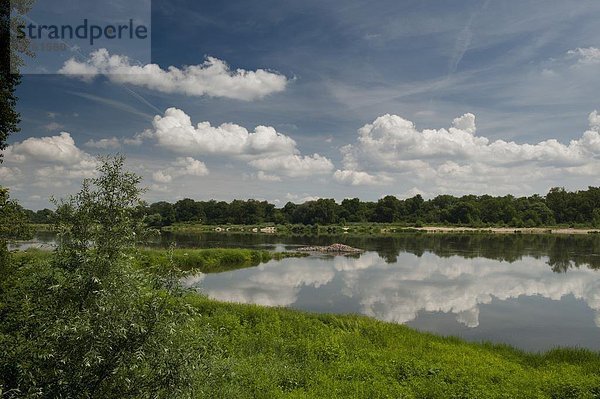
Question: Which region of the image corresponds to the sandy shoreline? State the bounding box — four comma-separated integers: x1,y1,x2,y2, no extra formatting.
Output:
415,226,600,235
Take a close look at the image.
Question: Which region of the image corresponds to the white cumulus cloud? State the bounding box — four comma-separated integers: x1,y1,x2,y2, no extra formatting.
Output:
152,157,209,183
2,133,99,198
152,170,173,184
248,154,334,178
336,111,600,194
138,108,333,180
0,166,22,182
59,49,288,101
147,108,297,156
589,110,600,129
7,132,94,165
333,169,386,186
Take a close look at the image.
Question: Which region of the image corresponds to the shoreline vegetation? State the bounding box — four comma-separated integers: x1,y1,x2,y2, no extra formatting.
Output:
25,222,600,237
416,226,599,235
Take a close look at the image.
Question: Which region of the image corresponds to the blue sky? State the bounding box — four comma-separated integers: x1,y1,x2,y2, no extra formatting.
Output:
4,0,600,209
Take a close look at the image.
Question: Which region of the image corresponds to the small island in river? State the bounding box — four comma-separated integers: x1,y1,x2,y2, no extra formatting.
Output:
296,243,364,253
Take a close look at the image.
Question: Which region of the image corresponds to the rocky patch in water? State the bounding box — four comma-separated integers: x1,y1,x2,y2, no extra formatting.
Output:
296,243,363,253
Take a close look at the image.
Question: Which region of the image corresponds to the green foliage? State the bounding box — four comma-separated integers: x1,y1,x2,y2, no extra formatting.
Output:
547,187,600,225
0,187,32,341
22,208,55,224
593,208,600,228
0,187,31,268
0,156,210,398
0,187,31,242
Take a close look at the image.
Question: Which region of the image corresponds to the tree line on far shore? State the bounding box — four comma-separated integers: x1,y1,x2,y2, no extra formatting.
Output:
24,186,600,228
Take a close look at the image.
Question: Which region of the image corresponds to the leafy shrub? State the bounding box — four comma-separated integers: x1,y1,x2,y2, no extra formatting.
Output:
0,156,212,398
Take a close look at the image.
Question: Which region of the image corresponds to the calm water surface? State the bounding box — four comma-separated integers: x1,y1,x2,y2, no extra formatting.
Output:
18,232,600,351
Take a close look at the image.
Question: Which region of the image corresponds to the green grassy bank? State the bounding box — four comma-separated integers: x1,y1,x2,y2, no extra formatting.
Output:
184,295,600,398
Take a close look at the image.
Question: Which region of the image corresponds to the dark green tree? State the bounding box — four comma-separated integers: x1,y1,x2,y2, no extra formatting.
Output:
0,187,30,267
373,196,401,223
546,187,574,224
174,198,204,222
340,198,365,222
146,201,176,227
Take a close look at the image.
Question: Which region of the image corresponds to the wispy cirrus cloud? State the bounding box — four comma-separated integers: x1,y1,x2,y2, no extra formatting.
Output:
85,137,122,149
567,47,600,65
43,122,65,131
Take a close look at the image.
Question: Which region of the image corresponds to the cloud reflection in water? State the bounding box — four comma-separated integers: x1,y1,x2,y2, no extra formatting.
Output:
183,251,600,329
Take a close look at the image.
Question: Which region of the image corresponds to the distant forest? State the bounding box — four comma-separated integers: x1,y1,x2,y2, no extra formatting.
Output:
24,187,600,228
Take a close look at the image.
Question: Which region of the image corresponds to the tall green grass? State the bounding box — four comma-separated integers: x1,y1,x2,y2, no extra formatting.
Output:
184,295,600,398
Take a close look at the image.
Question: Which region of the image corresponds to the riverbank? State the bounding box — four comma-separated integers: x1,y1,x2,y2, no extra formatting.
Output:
414,226,600,235
161,222,600,236
27,222,600,236
185,294,600,398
